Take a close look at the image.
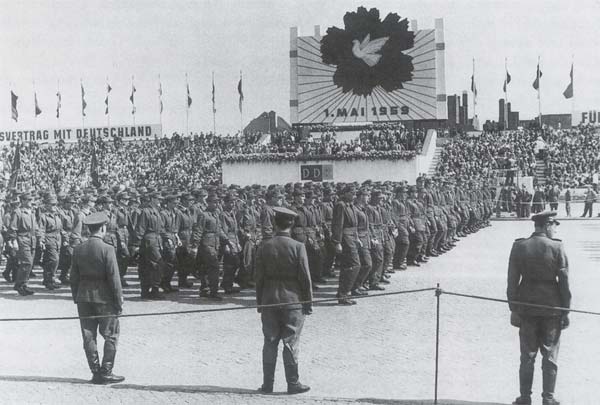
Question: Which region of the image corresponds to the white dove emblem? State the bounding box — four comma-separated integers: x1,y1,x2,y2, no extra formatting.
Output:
351,33,389,67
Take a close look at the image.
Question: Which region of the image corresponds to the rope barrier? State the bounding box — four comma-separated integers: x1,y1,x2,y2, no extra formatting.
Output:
0,287,438,322
440,290,600,316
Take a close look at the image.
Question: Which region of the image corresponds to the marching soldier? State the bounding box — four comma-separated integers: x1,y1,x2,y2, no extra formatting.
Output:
160,194,181,292
366,190,385,289
255,206,312,395
39,194,65,290
220,193,242,294
236,191,259,287
352,188,373,293
391,186,410,270
331,184,361,305
114,193,131,287
406,186,425,267
132,191,165,300
2,197,19,283
193,193,228,300
319,188,336,278
260,189,283,240
175,192,195,288
507,211,571,405
8,192,38,296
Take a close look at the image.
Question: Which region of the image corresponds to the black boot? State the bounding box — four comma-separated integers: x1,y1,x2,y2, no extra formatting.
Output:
285,364,310,394
86,351,103,384
542,367,559,405
257,362,276,394
514,362,534,405
99,362,125,384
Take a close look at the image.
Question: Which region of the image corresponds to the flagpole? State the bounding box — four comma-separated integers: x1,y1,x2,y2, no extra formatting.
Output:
571,55,575,127
106,76,111,129
81,78,85,133
158,74,162,132
186,72,189,137
57,79,61,130
472,57,477,126
33,79,37,132
504,57,509,130
212,71,216,135
537,56,542,127
240,70,243,136
132,75,136,128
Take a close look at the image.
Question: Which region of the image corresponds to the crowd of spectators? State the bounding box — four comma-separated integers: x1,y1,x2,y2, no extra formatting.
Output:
3,132,254,192
3,122,599,194
223,123,424,162
539,125,600,186
436,130,538,181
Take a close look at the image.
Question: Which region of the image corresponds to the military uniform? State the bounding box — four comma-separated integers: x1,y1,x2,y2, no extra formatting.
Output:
160,196,180,291
193,195,228,298
175,194,196,288
8,193,39,295
507,212,571,404
220,197,242,293
132,193,165,299
331,186,361,305
39,195,65,289
365,194,385,288
70,211,124,384
255,207,312,394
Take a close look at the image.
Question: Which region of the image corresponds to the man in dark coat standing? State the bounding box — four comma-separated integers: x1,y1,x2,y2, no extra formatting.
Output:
255,207,312,395
507,211,571,405
70,212,124,385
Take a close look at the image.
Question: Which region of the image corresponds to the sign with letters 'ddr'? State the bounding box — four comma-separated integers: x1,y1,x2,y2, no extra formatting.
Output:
300,164,333,181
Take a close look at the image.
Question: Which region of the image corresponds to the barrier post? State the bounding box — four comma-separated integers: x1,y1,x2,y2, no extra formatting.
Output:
434,283,442,405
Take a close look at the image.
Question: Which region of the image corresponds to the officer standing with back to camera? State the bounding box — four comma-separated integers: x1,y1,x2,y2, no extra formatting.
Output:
255,206,312,395
70,212,124,385
507,211,571,405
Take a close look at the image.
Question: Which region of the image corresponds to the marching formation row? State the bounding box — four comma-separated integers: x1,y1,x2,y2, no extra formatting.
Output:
1,175,494,302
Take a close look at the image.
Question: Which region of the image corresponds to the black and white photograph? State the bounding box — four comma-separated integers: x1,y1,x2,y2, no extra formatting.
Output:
0,0,599,403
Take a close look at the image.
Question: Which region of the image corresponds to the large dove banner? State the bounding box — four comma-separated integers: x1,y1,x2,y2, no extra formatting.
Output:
290,7,447,125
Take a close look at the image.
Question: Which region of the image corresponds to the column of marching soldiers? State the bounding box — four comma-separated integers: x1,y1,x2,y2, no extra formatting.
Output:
0,175,493,302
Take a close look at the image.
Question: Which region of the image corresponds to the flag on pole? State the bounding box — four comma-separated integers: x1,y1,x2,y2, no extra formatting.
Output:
238,75,244,113
34,92,42,116
130,84,136,115
158,80,163,114
187,83,192,108
11,91,18,122
9,141,21,188
81,84,87,117
503,70,511,93
563,63,573,99
105,83,112,115
532,63,543,90
56,91,61,118
470,74,477,98
212,75,216,114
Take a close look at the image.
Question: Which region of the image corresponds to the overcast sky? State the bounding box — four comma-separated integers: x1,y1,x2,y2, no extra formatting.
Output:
1,0,598,135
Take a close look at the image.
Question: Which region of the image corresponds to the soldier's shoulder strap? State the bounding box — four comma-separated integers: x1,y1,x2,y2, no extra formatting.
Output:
550,238,562,242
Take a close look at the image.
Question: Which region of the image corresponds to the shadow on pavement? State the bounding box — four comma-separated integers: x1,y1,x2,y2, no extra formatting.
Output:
0,375,90,385
0,376,512,404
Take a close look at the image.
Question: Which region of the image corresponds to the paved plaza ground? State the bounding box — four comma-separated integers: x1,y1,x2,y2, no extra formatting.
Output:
0,218,598,404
